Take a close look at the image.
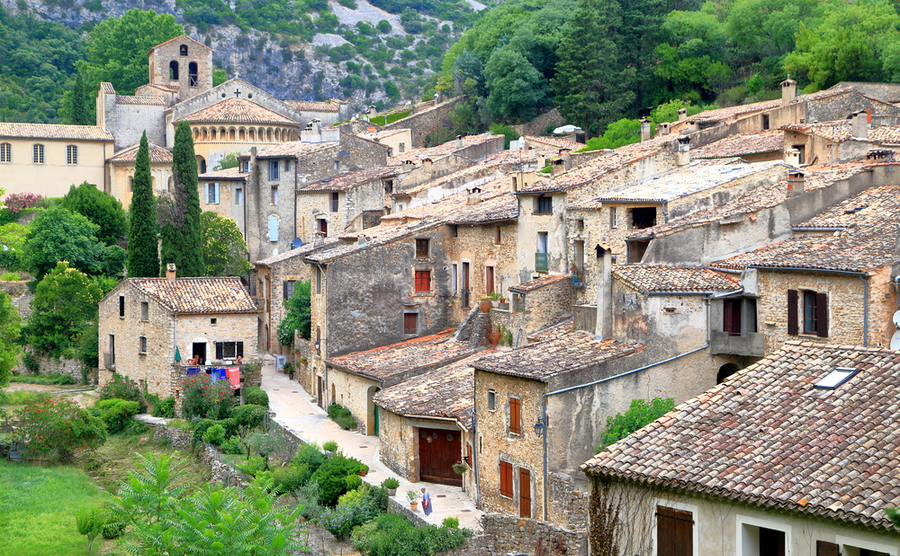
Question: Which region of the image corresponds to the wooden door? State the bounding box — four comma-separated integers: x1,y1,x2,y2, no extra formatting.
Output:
419,428,462,486
316,377,324,408
519,468,531,518
656,505,693,556
461,262,470,307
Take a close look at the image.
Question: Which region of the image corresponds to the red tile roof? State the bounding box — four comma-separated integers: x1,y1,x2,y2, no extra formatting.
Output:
692,130,784,159
284,100,340,113
116,95,168,106
583,342,900,532
0,123,114,142
180,98,296,125
129,277,257,314
508,274,570,294
300,167,397,192
613,266,740,294
107,141,173,164
199,167,248,180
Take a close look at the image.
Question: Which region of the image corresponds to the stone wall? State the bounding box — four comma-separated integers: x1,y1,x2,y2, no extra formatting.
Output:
546,472,589,531
0,280,32,319
440,514,587,556
12,355,84,382
383,97,465,148
513,109,566,138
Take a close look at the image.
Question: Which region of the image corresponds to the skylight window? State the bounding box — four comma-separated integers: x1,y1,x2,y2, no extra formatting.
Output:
814,367,859,389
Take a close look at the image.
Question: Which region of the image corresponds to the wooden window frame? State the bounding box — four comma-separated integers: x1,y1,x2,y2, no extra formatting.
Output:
415,238,430,259
499,460,513,498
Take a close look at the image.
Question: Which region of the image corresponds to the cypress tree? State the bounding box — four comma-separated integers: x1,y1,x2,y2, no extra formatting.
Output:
127,132,159,277
72,72,89,126
160,121,204,277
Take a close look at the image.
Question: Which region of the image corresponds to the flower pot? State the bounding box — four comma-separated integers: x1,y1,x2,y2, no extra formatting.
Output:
479,300,492,313
360,469,367,477
288,372,295,380
386,487,397,496
491,300,499,308
410,501,418,511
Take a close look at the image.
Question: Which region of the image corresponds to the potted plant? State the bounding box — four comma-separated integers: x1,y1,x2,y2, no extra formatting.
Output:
359,464,369,477
299,357,308,365
323,440,339,457
488,291,502,307
383,477,399,496
407,489,419,511
452,461,469,475
479,296,492,313
283,362,294,380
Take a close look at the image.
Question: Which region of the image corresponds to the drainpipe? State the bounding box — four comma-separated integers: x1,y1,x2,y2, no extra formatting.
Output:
471,408,480,507
538,341,711,520
859,275,869,347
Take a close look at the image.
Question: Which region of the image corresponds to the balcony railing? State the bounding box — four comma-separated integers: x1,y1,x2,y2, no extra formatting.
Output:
710,331,765,357
535,252,549,272
104,352,115,370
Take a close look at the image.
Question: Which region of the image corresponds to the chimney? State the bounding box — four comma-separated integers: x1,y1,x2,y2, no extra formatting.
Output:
423,158,433,172
367,126,376,133
455,135,463,149
659,122,671,136
786,170,805,197
467,186,482,205
852,111,868,139
677,108,687,122
640,118,652,142
784,148,801,166
537,154,546,169
594,246,612,340
357,235,367,246
676,137,691,166
781,76,797,106
313,231,325,246
551,158,567,176
166,263,177,280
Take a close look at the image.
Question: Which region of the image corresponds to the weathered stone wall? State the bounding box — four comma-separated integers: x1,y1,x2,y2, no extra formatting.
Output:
326,366,376,434
612,285,711,353
378,408,415,479
513,109,566,138
383,97,465,148
516,192,569,276
109,103,168,150
12,355,84,381
546,472,589,531
296,178,385,242
440,513,587,556
0,281,32,319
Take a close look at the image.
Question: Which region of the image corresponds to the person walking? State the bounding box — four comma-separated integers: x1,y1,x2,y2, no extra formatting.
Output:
420,487,432,516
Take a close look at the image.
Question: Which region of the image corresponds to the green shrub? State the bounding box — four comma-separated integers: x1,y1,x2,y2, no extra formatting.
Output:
101,518,125,540
182,374,236,419
13,395,107,462
92,398,141,433
335,413,357,430
203,423,227,445
151,396,176,418
219,435,245,455
98,374,142,403
121,418,148,436
344,473,362,491
327,404,356,429
22,351,39,372
236,456,267,476
0,272,21,281
244,386,268,407
292,442,327,473
297,481,325,520
309,453,366,506
271,462,308,494
382,477,399,489
75,505,105,554
442,516,459,529
9,372,76,385
229,404,267,428
353,512,472,556
595,397,675,452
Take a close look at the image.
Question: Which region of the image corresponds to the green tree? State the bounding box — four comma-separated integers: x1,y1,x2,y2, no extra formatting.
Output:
277,281,311,347
21,206,126,279
485,47,548,122
200,212,252,277
128,132,160,278
76,9,182,120
159,121,204,277
22,262,103,359
75,505,107,556
595,397,675,452
579,118,653,151
69,71,90,125
212,152,240,171
62,182,127,246
13,393,107,462
0,291,21,387
552,0,635,134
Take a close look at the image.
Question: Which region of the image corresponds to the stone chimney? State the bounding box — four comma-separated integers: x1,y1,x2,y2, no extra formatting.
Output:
640,118,652,142
467,186,482,205
658,122,671,136
166,263,177,280
455,135,463,149
677,108,687,122
781,76,797,106
313,231,325,246
422,158,433,172
786,170,805,197
852,111,869,139
676,137,691,166
594,246,612,340
550,158,567,177
537,154,546,169
784,148,801,166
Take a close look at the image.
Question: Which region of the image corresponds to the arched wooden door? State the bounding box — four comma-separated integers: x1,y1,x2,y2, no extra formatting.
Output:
418,428,462,486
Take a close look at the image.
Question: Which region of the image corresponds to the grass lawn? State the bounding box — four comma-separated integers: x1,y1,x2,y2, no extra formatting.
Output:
0,461,110,556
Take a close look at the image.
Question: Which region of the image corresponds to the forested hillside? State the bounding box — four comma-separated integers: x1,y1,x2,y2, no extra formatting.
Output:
440,0,900,135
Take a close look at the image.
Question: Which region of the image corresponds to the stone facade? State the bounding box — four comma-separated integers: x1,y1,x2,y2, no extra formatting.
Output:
440,513,588,556
516,192,569,278
382,96,465,148
199,174,247,239
147,36,213,103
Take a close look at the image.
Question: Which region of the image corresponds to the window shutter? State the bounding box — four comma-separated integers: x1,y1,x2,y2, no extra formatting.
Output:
816,292,828,337
237,342,244,357
283,281,289,301
499,461,513,498
215,342,223,359
205,184,210,204
723,300,733,335
509,397,521,434
213,183,219,204
787,289,798,335
269,215,278,242
816,541,839,556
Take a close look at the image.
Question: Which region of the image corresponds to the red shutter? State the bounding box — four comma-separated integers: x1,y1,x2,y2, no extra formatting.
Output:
787,289,799,335
656,505,693,556
816,541,839,556
723,299,734,335
499,460,513,498
509,397,521,434
816,292,828,337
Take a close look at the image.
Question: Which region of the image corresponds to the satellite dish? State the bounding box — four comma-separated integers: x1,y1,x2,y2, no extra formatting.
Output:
890,330,900,351
893,310,900,327
291,238,304,249
338,150,349,157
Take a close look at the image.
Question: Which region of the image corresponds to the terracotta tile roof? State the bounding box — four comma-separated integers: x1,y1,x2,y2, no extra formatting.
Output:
473,329,645,382
523,135,586,150
145,83,180,93
129,277,257,314
613,265,740,294
576,160,784,207
254,140,337,159
300,167,397,192
387,133,503,166
99,82,115,94
390,161,507,197
305,220,443,264
785,120,900,145
692,130,784,159
383,181,518,224
255,238,343,266
687,88,857,126
107,141,172,164
179,98,296,125
327,330,477,381
583,342,900,532
116,95,167,106
625,161,870,240
508,274,570,294
374,351,501,428
283,100,340,113
0,123,114,142
714,184,900,272
199,167,248,180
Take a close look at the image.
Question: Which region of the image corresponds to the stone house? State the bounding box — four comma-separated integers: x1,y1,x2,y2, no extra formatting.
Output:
582,342,900,556
107,141,174,208
98,270,258,402
198,166,249,239
713,183,900,355
782,113,900,165
283,99,351,128
689,129,785,163
0,122,114,198
490,274,576,345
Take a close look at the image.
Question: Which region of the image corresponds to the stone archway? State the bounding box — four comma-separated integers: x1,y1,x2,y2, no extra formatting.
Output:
717,363,741,384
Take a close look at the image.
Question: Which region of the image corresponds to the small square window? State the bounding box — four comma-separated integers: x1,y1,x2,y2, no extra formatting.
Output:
139,336,148,354
416,238,430,259
487,390,496,410
535,196,552,214
140,301,149,321
210,318,217,325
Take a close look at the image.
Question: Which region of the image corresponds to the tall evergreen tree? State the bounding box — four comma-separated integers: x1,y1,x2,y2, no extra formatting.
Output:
127,132,159,277
71,72,89,126
551,0,635,135
159,121,204,277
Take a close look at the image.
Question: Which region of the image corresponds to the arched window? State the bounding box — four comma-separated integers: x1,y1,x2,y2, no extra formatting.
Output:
129,176,134,191
66,145,78,165
180,44,188,56
169,61,179,80
33,144,44,164
189,62,198,87
196,155,206,174
0,142,10,163
167,176,173,193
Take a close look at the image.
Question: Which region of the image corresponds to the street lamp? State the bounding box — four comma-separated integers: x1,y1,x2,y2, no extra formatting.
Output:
533,417,546,437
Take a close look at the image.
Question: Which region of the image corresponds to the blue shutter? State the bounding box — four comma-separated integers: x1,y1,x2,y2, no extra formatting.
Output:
269,215,278,242
205,183,209,204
